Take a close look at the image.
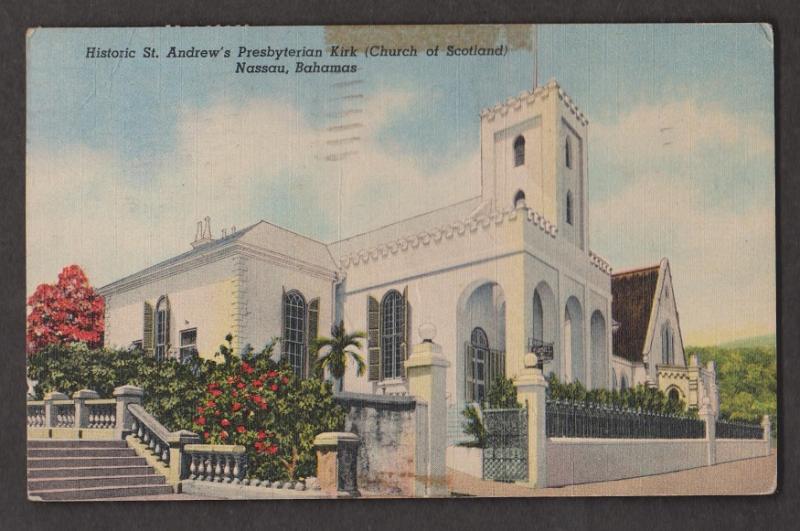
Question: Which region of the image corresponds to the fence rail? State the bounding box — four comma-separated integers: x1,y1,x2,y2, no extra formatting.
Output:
546,399,705,439
716,419,764,439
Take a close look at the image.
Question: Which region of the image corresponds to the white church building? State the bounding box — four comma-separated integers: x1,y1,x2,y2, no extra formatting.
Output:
98,79,718,438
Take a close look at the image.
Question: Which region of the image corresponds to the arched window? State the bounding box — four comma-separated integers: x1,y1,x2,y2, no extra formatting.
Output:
532,291,543,343
620,374,628,392
154,296,170,362
566,190,574,225
668,388,681,403
661,324,674,365
611,368,618,390
565,137,572,169
381,290,405,379
468,327,489,403
513,135,525,167
514,190,526,209
283,290,307,377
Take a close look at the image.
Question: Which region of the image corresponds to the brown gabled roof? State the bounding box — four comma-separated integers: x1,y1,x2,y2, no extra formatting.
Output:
611,264,660,363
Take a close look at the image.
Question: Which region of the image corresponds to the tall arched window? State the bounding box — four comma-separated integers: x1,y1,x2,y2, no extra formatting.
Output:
661,324,674,365
611,368,618,390
565,137,572,168
620,374,628,391
532,291,544,343
566,190,574,225
283,290,307,377
381,290,405,379
513,135,525,167
154,296,170,362
469,327,489,403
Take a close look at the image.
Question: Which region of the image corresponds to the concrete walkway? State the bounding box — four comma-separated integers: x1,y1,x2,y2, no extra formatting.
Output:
448,451,777,497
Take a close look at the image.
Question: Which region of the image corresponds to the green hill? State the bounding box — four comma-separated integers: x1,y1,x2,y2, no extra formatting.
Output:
717,333,776,350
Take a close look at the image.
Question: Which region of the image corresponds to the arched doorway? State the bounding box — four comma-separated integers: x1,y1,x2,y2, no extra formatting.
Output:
590,310,608,388
563,296,585,383
532,281,557,377
456,281,506,404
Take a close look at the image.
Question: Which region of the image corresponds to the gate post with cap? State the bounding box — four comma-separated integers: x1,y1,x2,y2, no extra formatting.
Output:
513,352,548,489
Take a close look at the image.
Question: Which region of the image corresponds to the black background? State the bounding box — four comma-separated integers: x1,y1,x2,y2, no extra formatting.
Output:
1,1,797,529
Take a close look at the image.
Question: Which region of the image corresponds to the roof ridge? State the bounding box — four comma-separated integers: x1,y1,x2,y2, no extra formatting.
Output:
612,264,660,277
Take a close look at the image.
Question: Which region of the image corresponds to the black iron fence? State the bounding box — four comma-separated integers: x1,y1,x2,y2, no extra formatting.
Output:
715,419,764,439
546,399,706,439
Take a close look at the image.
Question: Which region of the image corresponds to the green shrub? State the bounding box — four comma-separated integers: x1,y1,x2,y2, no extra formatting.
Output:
546,373,692,417
27,342,217,431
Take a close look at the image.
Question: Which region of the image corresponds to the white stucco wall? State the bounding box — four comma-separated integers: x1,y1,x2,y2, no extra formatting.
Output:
103,257,238,359
240,254,335,357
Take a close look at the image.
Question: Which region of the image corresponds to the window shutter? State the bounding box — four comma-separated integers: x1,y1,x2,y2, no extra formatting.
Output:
163,297,171,357
307,298,320,379
399,286,410,378
280,287,287,364
465,343,475,402
367,295,381,381
143,302,154,356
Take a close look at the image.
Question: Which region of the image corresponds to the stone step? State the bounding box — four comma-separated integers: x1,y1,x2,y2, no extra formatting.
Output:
28,456,148,469
28,465,156,479
28,474,166,491
29,484,174,501
28,447,137,458
28,439,128,449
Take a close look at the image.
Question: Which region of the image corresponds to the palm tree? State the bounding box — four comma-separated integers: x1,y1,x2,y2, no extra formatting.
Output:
313,321,366,392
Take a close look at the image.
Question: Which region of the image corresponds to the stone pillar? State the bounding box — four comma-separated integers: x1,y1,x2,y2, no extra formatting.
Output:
72,389,100,429
700,396,716,466
314,432,360,497
43,391,68,428
761,415,772,457
406,324,450,497
113,385,144,440
166,430,202,484
514,353,548,489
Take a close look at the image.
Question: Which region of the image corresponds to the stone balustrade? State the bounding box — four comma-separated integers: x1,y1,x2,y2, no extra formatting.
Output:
185,444,247,483
26,402,45,427
129,404,172,464
27,390,118,437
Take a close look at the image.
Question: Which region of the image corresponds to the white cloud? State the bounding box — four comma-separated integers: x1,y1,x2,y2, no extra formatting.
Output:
592,99,773,166
27,88,481,293
589,98,776,344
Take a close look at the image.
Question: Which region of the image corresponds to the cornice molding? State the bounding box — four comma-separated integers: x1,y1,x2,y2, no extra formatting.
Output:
99,240,337,297
336,205,558,270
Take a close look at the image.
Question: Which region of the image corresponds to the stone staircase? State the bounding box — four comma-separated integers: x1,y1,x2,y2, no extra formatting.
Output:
27,440,173,501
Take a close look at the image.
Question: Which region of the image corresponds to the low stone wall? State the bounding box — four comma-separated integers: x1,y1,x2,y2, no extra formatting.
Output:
335,392,421,496
547,438,708,487
546,435,771,487
716,439,770,464
446,446,483,478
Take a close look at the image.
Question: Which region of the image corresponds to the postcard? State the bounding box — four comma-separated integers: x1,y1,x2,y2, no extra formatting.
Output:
25,24,776,499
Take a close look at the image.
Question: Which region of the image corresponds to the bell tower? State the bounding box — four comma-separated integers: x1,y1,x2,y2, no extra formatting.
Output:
479,79,589,250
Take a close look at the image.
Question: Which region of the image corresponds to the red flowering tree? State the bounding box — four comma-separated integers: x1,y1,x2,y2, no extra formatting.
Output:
193,339,345,481
27,265,105,355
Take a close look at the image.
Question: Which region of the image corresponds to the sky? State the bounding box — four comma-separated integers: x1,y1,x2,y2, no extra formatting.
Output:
26,24,775,346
